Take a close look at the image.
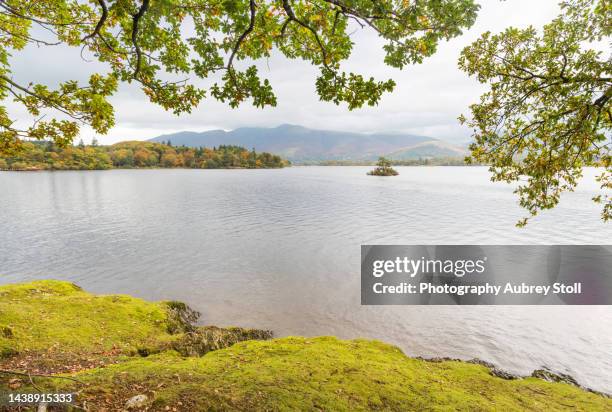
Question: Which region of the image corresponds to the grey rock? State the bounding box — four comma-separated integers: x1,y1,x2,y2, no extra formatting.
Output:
417,356,459,363
531,368,579,386
467,358,496,369
125,394,148,410
490,368,519,380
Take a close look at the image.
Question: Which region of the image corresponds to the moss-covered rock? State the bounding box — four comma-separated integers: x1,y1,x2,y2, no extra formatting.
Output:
171,326,273,357
1,281,610,411
0,281,171,365
0,280,269,374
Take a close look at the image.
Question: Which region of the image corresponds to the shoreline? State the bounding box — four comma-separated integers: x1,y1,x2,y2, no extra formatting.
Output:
0,165,287,172
1,280,610,410
0,164,475,171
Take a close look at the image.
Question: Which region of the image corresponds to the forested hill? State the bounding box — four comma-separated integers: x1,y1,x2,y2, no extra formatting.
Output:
0,141,288,171
149,124,464,162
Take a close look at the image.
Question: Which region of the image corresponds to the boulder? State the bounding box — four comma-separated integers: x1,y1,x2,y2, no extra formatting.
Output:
124,394,148,410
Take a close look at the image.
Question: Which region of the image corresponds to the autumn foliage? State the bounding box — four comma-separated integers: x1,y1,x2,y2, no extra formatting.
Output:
0,141,287,170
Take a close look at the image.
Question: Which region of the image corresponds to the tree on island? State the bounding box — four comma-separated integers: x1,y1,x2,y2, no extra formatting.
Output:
368,157,398,176
0,0,608,222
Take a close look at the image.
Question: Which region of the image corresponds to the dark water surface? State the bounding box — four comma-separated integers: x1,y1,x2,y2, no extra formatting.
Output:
1,167,611,391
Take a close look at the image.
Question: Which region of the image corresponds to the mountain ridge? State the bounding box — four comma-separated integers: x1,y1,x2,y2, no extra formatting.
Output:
149,124,466,162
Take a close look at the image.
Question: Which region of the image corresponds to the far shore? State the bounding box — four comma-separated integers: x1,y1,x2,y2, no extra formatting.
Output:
0,162,481,172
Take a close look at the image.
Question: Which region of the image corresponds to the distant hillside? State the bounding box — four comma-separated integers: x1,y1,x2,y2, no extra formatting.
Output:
149,124,465,162
386,141,468,160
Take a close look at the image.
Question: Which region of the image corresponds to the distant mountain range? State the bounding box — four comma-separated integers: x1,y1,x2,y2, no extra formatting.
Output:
149,124,467,162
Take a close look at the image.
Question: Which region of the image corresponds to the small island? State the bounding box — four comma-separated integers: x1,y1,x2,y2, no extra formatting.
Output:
367,156,399,176
0,141,288,171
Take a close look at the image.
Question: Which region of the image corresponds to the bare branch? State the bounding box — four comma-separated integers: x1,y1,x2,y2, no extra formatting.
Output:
131,0,150,77
0,369,84,384
82,0,108,41
226,0,257,70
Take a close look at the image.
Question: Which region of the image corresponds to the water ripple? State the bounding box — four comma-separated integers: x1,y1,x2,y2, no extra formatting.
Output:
0,167,611,391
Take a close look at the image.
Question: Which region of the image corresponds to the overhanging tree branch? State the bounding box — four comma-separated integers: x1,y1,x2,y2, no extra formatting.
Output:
226,0,257,71
131,0,150,77
82,0,109,42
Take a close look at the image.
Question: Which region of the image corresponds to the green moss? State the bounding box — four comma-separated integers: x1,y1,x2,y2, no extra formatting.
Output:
0,280,271,374
0,280,172,357
1,281,610,411
33,337,610,411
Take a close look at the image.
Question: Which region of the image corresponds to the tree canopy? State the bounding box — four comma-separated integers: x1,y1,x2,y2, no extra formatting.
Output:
459,0,611,225
0,140,287,169
0,0,479,153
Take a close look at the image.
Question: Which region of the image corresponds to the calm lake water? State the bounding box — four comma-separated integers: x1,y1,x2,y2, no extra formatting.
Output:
1,167,611,392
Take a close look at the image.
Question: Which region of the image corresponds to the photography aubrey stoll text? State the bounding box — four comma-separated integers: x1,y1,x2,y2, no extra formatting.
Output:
370,256,582,297
372,282,582,296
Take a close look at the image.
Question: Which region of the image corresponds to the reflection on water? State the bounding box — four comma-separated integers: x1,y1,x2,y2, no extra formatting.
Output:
0,167,611,391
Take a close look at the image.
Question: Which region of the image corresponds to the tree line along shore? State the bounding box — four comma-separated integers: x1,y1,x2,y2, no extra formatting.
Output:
0,141,288,171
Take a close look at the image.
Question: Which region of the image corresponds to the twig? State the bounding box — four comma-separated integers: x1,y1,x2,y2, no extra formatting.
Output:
0,369,85,384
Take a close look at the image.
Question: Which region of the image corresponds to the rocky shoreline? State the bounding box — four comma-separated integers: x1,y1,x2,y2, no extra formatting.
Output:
1,280,610,411
419,357,610,398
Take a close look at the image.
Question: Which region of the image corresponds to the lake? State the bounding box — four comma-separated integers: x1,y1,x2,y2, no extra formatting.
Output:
1,166,611,392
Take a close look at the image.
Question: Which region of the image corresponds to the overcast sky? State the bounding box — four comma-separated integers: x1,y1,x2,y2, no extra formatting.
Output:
8,1,562,144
